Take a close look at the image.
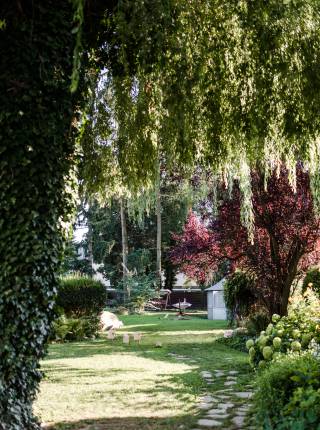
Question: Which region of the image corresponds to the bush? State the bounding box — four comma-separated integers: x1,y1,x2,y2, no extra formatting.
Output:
253,354,320,429
302,267,320,298
117,273,158,312
51,315,100,342
245,309,270,336
57,275,107,317
215,332,250,353
223,271,256,324
246,290,320,368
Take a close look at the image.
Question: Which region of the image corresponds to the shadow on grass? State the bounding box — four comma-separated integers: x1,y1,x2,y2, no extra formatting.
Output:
44,415,198,430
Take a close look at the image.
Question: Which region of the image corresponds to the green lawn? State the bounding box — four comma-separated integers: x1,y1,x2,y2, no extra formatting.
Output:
35,312,251,430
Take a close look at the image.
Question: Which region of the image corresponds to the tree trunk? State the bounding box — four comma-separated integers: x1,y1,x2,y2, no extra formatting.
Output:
0,2,76,427
120,198,129,300
156,184,162,288
87,217,94,276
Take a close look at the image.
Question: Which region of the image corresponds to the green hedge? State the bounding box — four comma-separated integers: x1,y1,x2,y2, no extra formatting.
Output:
57,276,107,316
253,354,320,430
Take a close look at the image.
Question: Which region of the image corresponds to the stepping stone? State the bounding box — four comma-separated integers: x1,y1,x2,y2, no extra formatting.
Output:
235,410,246,416
207,413,229,419
198,403,213,410
232,416,245,427
207,408,228,414
238,406,250,412
201,371,213,378
216,395,231,400
201,395,215,402
224,380,237,386
218,402,234,410
234,392,253,399
226,376,237,380
197,418,222,427
228,371,239,375
214,371,224,377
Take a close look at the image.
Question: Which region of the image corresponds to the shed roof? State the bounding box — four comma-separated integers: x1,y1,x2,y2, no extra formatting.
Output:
205,277,226,292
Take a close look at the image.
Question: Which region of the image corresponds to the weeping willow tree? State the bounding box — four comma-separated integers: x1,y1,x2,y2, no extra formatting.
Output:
82,0,320,240
2,0,320,428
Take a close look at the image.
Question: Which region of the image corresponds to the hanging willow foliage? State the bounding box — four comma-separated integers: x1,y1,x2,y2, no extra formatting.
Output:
80,0,320,239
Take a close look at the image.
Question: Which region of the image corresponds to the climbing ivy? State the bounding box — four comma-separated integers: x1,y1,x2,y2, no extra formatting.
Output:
0,2,78,428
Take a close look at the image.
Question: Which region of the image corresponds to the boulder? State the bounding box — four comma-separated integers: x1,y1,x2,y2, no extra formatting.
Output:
100,311,124,330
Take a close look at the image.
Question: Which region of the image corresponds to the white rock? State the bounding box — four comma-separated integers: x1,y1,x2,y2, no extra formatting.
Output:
201,395,215,402
100,311,124,330
224,380,237,386
228,370,239,375
197,419,222,427
201,371,212,378
234,392,253,399
232,416,245,427
198,403,213,410
207,408,228,414
218,402,234,410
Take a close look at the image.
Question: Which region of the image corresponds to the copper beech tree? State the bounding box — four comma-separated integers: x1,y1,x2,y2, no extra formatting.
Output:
171,167,320,316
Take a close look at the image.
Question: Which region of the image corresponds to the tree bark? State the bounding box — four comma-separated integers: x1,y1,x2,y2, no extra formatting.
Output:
120,197,129,300
87,216,94,276
156,184,162,288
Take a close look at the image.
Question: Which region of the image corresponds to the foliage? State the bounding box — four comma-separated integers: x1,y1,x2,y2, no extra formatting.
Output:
57,275,107,317
223,271,256,324
117,273,158,312
246,290,320,369
253,353,320,430
215,332,250,353
244,309,270,336
60,240,93,276
302,267,320,298
85,0,320,232
0,1,79,427
51,315,100,342
172,166,320,316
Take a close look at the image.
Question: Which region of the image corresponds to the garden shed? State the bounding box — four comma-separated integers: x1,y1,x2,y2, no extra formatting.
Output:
205,278,227,320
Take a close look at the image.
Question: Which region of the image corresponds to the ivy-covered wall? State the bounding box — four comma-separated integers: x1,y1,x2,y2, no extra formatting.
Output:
0,2,77,428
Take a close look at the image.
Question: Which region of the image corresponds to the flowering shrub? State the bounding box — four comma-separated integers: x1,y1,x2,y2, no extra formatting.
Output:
253,353,320,429
246,290,320,368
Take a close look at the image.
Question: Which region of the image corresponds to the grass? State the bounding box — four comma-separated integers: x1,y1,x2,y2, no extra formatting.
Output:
34,311,251,430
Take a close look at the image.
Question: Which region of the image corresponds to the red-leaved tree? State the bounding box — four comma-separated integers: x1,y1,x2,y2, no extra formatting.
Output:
171,167,320,316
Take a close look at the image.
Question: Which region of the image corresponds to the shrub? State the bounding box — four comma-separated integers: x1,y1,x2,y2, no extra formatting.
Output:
57,275,107,317
51,315,100,342
246,290,320,368
223,271,256,324
245,309,270,336
302,267,320,298
215,332,250,353
117,273,158,312
253,354,320,429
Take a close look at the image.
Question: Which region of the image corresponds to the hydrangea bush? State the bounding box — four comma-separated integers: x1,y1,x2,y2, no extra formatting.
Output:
246,289,320,368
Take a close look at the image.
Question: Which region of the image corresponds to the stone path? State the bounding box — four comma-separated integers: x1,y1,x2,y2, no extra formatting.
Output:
167,352,254,429
194,366,254,429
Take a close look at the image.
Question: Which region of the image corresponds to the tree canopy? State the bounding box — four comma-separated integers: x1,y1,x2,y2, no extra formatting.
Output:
171,166,320,316
81,0,320,236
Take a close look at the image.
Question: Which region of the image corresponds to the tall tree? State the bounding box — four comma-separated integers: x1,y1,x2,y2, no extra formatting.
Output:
3,1,320,426
120,197,129,299
171,166,320,316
